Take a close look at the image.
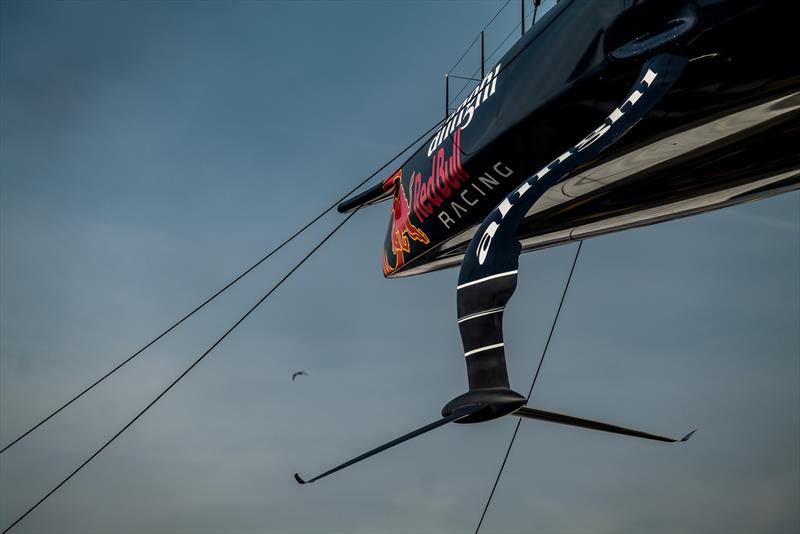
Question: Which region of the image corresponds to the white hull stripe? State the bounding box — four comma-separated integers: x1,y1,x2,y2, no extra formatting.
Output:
457,270,518,290
457,307,504,324
464,343,505,358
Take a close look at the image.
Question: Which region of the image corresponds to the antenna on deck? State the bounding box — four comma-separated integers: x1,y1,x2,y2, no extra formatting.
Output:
445,73,449,119
481,30,485,78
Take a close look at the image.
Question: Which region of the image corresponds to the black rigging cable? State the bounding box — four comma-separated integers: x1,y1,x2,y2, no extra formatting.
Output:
2,0,524,456
485,0,512,31
447,32,481,76
474,240,583,534
448,5,536,109
485,8,535,66
1,209,359,534
447,0,512,75
0,117,445,456
1,0,545,460
2,3,554,531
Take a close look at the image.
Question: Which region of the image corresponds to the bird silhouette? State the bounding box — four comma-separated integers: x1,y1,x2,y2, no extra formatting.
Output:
292,371,308,381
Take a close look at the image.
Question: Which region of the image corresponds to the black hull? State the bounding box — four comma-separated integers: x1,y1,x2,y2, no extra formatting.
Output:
338,0,800,277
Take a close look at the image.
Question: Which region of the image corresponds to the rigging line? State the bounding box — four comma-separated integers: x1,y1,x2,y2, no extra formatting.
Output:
448,64,481,109
484,7,536,67
448,6,535,108
484,0,513,31
0,116,445,456
1,209,359,534
474,240,583,534
447,32,481,75
525,240,583,402
448,0,511,75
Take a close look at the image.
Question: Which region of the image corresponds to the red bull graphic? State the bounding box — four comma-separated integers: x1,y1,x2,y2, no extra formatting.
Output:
410,128,470,223
330,0,798,283
382,169,430,276
381,126,516,276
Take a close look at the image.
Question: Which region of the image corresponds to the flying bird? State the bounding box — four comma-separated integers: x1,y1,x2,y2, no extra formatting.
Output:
292,371,308,381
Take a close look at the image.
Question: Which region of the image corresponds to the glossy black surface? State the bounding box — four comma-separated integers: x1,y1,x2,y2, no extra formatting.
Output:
513,406,695,443
453,55,685,404
339,0,799,277
294,403,482,484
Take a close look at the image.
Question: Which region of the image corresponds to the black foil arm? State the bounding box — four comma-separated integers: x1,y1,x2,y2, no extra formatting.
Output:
456,54,688,390
514,406,695,443
294,404,482,484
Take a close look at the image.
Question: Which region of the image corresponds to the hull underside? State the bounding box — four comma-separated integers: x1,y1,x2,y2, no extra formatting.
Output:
397,90,800,277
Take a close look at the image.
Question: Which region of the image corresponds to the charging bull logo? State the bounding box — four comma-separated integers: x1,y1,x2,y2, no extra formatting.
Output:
383,169,430,276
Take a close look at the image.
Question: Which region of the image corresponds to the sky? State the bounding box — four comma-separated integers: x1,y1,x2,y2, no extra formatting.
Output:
1,1,798,533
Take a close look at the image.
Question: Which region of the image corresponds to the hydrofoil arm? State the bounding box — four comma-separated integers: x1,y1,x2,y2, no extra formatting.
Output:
514,406,695,443
294,404,482,484
454,54,689,396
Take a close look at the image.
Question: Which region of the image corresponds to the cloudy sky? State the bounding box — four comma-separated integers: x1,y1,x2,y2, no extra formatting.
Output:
1,1,798,533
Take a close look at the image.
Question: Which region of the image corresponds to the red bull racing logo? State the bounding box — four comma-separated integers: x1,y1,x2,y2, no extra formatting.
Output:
382,169,430,276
